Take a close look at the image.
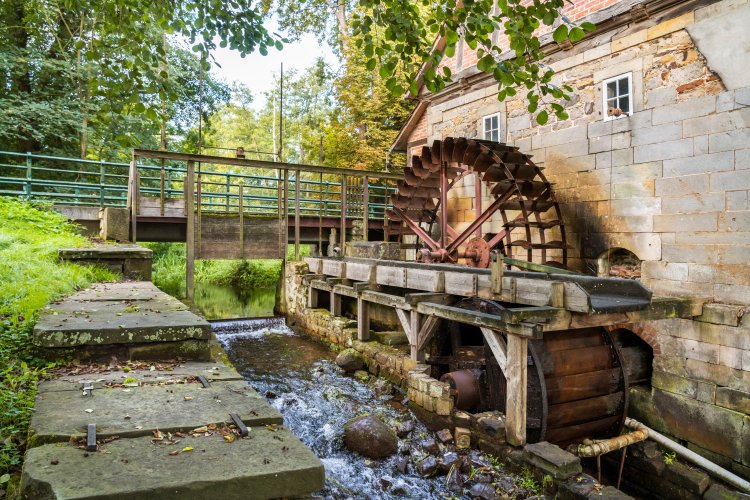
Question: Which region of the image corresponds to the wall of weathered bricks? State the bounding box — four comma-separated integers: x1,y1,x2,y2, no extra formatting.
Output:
402,0,750,477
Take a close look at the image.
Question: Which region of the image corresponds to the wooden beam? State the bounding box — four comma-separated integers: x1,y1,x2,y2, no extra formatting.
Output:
404,292,452,306
505,335,528,446
481,327,507,373
357,296,370,340
303,273,327,285
409,311,425,362
332,284,357,298
416,315,441,352
133,148,404,180
550,281,565,308
310,279,332,292
491,254,503,295
396,309,412,343
360,290,410,310
330,290,342,316
415,302,542,339
185,160,195,301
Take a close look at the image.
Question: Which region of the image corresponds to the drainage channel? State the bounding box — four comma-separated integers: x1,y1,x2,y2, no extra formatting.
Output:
213,317,534,500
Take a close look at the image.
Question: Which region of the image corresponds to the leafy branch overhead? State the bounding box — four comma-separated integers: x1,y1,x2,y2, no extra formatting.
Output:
351,0,595,124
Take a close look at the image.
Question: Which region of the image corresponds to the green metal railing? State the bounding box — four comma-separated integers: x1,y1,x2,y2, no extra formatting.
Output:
0,150,398,220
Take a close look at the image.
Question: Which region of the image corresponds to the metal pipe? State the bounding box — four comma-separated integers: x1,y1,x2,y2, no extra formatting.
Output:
624,418,750,494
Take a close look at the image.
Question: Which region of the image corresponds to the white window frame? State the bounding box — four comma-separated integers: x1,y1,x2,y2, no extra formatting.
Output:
602,72,633,122
483,113,501,142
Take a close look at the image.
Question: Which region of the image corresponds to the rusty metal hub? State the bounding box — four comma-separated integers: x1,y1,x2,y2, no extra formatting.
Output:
440,369,481,410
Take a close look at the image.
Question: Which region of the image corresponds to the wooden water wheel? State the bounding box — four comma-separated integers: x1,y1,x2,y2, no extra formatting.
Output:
432,298,629,447
388,137,567,268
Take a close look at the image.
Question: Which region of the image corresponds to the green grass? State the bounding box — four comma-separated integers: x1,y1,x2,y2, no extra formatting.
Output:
143,242,294,297
0,197,117,480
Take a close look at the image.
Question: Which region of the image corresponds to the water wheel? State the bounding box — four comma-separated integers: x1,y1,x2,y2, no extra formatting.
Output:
431,298,629,447
388,137,567,268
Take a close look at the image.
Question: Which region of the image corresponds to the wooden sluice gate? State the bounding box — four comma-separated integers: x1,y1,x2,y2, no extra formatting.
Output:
301,256,703,448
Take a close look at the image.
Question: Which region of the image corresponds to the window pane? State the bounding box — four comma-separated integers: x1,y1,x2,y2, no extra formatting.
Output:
491,129,499,142
619,96,630,113
618,77,628,94
491,116,498,129
607,97,617,109
607,81,617,99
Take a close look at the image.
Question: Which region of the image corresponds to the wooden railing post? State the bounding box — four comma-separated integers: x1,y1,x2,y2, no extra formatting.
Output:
196,174,202,259
128,158,137,242
318,173,323,256
283,169,289,258
99,160,105,206
185,160,195,301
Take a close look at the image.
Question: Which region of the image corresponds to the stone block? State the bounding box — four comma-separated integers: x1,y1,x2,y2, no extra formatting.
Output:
372,331,409,346
655,174,709,197
696,303,746,327
635,138,694,163
703,483,750,500
647,11,694,40
651,370,716,403
611,161,662,182
612,147,634,166
662,151,734,176
727,190,749,211
523,441,582,480
664,461,710,495
711,169,750,191
589,134,612,154
612,180,654,198
652,95,715,125
99,207,130,241
611,197,661,216
632,122,682,146
628,386,746,462
646,87,678,109
435,397,452,416
345,241,401,260
641,261,689,281
684,110,745,138
653,212,717,232
455,427,471,449
661,193,725,214
715,387,750,414
710,128,750,153
739,149,750,170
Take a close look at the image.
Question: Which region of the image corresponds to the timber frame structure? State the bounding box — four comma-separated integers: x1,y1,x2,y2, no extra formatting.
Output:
302,255,703,446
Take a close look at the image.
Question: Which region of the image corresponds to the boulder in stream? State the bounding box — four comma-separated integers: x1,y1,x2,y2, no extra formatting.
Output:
336,348,364,372
343,414,398,459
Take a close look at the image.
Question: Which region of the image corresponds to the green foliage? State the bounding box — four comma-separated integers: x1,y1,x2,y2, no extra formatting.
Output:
663,451,677,465
0,197,117,477
518,465,541,494
350,0,596,124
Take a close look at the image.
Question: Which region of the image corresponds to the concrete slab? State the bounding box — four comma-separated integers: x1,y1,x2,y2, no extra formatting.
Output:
33,282,210,348
39,362,243,393
61,282,166,302
21,427,325,500
59,244,152,260
29,380,282,445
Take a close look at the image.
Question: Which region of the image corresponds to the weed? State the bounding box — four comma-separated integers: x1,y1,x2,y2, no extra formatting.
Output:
663,451,677,465
518,465,541,494
487,454,505,468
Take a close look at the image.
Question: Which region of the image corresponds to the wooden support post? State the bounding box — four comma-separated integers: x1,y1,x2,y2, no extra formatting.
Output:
294,169,301,260
238,181,244,258
340,175,347,252
409,311,425,362
505,334,528,446
307,287,319,308
185,160,195,301
330,290,342,316
395,309,412,343
480,328,507,373
362,175,369,242
550,281,565,308
357,296,370,340
491,253,504,295
318,172,323,255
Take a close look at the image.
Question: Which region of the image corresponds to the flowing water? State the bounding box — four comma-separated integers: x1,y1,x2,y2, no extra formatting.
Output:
213,317,452,499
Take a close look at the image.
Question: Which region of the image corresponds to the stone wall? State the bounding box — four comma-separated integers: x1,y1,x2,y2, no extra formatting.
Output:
399,1,750,474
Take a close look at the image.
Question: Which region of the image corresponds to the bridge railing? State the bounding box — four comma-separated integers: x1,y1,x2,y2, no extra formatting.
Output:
0,150,399,221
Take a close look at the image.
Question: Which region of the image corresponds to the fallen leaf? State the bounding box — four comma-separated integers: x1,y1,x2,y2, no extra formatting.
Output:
182,447,194,452
192,426,208,434
152,430,163,440
168,450,180,456
223,435,235,443
184,396,193,401
85,409,94,413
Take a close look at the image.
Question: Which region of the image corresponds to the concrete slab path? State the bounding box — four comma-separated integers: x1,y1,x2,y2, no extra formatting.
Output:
21,362,325,499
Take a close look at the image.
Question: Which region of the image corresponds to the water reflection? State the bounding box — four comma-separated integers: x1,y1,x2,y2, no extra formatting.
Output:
189,284,276,320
